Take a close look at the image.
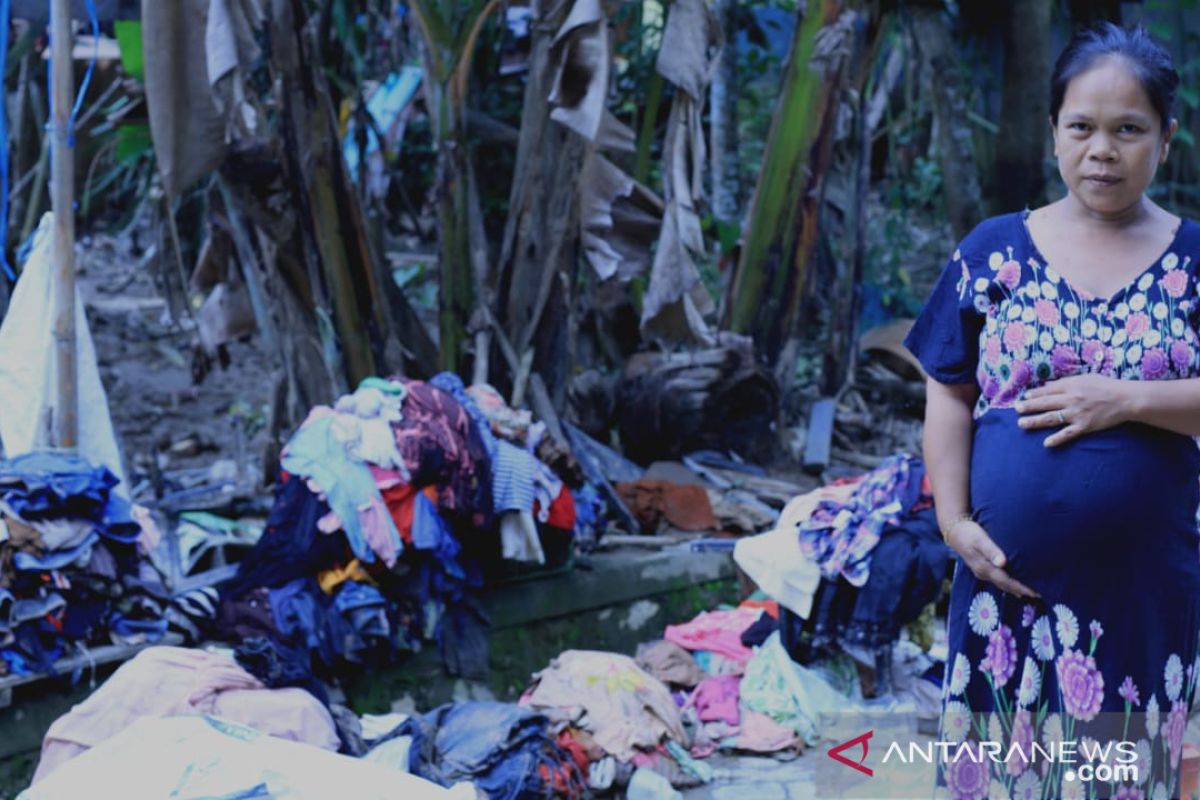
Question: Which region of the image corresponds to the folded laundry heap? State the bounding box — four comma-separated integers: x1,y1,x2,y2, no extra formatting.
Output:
0,452,165,678
205,374,594,693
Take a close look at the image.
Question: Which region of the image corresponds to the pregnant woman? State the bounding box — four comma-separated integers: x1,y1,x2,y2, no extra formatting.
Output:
906,23,1200,800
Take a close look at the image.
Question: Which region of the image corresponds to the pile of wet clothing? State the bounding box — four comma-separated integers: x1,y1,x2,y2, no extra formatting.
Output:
200,374,594,690
0,453,166,677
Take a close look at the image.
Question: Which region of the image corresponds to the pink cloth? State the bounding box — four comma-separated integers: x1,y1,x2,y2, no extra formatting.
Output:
663,607,763,664
689,675,740,725
735,710,801,753
32,647,338,784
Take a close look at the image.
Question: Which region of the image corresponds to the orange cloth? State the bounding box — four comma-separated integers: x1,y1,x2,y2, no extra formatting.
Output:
738,599,780,620
615,479,717,533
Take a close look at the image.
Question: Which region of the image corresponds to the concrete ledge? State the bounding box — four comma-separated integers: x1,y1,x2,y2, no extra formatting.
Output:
485,547,736,629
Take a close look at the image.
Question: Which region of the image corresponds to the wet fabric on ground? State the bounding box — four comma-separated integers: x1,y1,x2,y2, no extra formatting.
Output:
371,700,581,799
524,650,686,760
635,639,705,688
663,607,762,664
31,646,339,784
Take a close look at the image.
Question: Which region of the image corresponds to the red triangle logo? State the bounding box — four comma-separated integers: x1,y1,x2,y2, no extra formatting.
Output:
827,730,874,777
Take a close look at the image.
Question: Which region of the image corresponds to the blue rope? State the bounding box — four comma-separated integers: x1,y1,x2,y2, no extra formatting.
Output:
69,0,100,147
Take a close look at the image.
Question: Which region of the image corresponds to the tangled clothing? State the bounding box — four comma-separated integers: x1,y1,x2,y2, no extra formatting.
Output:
732,484,857,620
376,700,581,800
532,460,564,523
906,213,1200,796
796,508,948,657
332,386,409,477
797,454,926,588
541,485,576,530
430,372,498,461
663,607,763,664
222,477,349,599
733,710,801,753
689,675,740,725
635,639,705,689
317,559,373,594
524,650,686,761
464,383,533,443
0,453,138,542
492,440,537,513
615,479,717,533
281,410,402,566
31,646,338,784
392,379,492,526
499,511,544,564
739,632,845,745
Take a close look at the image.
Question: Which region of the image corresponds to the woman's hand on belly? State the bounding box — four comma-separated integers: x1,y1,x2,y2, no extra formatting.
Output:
946,519,1041,599
1015,374,1132,447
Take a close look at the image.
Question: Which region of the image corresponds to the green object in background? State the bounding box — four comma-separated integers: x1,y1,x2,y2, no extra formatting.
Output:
113,20,143,82
114,122,152,163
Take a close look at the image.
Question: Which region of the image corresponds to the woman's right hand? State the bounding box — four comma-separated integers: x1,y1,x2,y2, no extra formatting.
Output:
946,519,1041,599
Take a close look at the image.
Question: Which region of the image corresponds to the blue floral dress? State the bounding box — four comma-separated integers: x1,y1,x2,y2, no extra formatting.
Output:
905,212,1200,800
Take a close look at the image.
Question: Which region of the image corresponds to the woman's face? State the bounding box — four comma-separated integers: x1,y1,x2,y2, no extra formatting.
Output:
1051,56,1177,219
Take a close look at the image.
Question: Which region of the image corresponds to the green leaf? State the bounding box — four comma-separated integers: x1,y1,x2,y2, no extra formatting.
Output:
1180,87,1200,110
1176,128,1195,149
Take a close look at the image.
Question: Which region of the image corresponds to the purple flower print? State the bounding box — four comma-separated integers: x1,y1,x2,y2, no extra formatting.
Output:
1080,340,1107,371
1089,620,1103,643
1004,322,1029,352
1171,340,1192,373
1118,676,1140,706
983,378,1000,401
998,260,1021,289
1125,312,1151,340
1011,360,1033,389
1163,269,1189,298
1113,785,1145,800
982,625,1018,687
1022,605,1036,628
1035,299,1060,327
1164,699,1187,768
984,336,1002,366
1008,710,1034,776
944,742,990,799
1056,649,1105,722
1141,348,1169,380
1051,345,1080,377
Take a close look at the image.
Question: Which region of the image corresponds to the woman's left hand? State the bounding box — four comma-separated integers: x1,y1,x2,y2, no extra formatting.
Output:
1015,374,1132,447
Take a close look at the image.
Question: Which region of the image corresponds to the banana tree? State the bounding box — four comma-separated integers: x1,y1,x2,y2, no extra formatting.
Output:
408,0,500,372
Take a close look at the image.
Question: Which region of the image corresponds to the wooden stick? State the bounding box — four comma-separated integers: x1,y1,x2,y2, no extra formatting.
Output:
50,0,76,449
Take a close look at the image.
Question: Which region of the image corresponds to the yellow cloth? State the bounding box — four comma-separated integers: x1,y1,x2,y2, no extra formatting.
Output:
317,559,373,595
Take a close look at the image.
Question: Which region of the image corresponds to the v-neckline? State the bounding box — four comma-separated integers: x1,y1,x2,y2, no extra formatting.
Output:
1019,209,1187,306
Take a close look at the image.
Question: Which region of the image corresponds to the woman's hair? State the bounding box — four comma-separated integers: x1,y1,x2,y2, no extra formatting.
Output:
1050,22,1179,133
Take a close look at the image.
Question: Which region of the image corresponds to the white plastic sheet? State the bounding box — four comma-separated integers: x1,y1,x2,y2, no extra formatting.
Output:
0,214,127,487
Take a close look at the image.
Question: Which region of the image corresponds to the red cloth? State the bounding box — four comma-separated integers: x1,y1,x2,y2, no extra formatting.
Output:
545,487,576,530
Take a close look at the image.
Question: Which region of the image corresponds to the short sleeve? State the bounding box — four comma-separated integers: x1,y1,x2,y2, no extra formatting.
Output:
904,248,984,384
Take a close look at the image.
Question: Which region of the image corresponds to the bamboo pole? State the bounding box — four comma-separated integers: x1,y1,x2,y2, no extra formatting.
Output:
50,0,76,449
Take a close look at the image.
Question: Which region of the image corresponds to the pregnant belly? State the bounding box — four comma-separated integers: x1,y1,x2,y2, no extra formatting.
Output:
970,410,1200,582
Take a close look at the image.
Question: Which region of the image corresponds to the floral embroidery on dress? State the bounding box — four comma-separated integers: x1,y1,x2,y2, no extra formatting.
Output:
953,237,1200,418
939,591,1200,799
